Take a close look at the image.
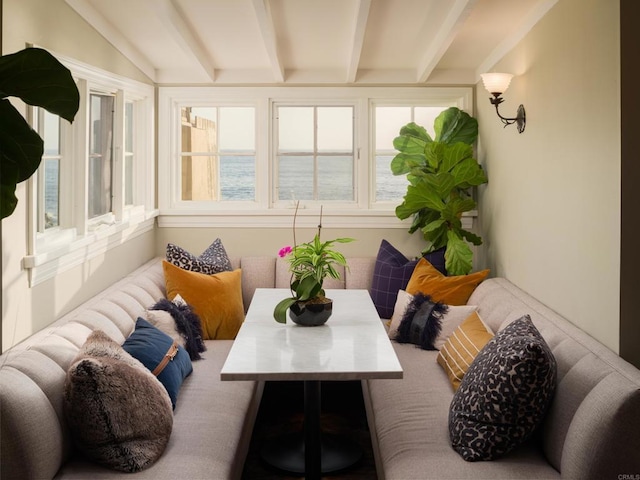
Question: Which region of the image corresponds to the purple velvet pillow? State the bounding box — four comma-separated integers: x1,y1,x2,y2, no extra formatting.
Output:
370,240,445,319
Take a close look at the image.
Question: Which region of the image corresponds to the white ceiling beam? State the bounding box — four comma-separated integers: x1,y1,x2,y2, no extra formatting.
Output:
155,0,216,82
346,0,372,83
476,0,559,78
416,0,478,83
64,0,157,81
251,0,285,83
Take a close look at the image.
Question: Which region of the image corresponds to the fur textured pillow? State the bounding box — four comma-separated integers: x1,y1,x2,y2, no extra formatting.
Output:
148,297,206,360
64,330,173,472
395,293,448,350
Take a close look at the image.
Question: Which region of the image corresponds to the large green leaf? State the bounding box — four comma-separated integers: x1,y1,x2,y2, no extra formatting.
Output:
439,142,473,174
0,48,80,122
434,107,478,145
390,152,426,175
451,157,488,189
0,99,44,218
395,183,445,219
444,230,474,276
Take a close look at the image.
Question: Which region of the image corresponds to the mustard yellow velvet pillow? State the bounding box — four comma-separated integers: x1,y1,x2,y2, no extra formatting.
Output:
436,311,494,390
406,258,489,305
162,260,244,340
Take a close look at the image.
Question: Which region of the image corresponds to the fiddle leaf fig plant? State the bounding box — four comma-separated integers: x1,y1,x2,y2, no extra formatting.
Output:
391,107,487,276
0,47,80,219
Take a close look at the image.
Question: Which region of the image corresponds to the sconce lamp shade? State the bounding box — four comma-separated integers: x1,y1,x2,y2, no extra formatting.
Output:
481,73,514,95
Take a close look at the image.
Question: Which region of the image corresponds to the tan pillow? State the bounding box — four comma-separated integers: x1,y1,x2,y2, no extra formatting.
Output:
162,260,244,340
436,311,494,390
406,258,489,305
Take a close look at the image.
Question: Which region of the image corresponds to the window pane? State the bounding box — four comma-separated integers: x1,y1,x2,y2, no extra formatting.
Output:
219,108,255,151
375,107,410,150
125,102,134,152
43,110,60,155
278,156,314,201
125,154,134,205
220,156,255,200
44,159,59,228
318,156,353,201
181,155,217,201
317,107,352,151
88,94,114,218
181,107,217,154
415,107,447,137
278,107,313,151
376,155,407,201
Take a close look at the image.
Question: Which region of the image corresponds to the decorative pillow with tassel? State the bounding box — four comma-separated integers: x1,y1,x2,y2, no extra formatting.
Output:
395,293,448,350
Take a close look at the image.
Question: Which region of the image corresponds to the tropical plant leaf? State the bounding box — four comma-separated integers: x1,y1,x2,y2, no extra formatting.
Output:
433,107,478,145
395,183,445,219
0,47,80,122
444,230,473,276
461,229,483,246
390,152,425,175
273,297,298,323
398,122,432,143
0,99,45,218
451,157,488,189
439,142,473,174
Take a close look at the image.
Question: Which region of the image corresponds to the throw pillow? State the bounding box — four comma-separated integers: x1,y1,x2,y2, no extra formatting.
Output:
64,330,173,472
148,297,207,360
162,260,244,340
395,293,447,350
406,258,489,305
449,315,557,462
436,311,494,390
370,239,446,319
435,304,479,350
122,318,193,409
388,289,413,339
166,237,232,275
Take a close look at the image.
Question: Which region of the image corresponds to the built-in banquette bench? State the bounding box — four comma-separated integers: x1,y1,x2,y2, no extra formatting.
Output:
1,254,639,479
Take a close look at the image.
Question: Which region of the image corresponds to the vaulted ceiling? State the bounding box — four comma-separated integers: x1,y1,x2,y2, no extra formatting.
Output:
65,0,557,85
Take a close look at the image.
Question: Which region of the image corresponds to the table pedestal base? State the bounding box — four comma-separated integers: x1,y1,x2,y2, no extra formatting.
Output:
260,432,362,475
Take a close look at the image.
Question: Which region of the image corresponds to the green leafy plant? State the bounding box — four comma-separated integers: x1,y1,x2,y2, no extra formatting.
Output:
1,47,80,219
273,204,354,324
391,107,487,276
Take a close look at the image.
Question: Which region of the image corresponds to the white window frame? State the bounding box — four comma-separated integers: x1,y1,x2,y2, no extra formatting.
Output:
24,52,157,286
158,86,472,229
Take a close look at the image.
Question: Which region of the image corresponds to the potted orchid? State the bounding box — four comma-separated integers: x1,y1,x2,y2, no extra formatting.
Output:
273,205,354,325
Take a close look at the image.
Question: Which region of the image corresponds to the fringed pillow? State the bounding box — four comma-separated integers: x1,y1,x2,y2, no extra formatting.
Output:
395,293,448,350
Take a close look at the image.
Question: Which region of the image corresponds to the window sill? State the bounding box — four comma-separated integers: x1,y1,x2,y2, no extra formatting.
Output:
23,209,159,286
157,209,477,229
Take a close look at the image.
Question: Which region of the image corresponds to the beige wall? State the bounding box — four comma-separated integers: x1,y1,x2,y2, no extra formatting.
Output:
156,227,430,262
1,0,155,351
477,0,620,351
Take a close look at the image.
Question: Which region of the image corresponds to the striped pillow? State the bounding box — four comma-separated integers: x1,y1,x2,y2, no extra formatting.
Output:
436,311,494,390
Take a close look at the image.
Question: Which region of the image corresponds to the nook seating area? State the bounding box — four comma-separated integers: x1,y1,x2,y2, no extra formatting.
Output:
1,253,639,480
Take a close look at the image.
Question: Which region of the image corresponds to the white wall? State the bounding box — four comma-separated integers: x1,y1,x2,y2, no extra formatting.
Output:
477,0,620,351
1,0,155,351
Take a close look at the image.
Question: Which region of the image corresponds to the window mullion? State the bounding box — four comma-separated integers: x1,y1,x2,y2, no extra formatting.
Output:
74,79,90,235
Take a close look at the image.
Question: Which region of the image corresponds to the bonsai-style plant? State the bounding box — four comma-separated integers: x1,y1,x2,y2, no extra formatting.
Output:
1,47,80,219
391,107,487,276
273,204,354,324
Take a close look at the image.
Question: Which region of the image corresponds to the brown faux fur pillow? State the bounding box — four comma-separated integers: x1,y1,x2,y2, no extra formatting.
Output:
64,330,173,472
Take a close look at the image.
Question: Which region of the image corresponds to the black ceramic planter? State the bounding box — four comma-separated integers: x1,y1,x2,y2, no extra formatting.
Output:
289,299,333,326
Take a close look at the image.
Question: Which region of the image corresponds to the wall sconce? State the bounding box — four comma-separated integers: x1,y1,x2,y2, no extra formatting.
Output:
480,73,526,133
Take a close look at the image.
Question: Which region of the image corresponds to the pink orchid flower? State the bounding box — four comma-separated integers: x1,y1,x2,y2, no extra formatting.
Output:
278,245,293,257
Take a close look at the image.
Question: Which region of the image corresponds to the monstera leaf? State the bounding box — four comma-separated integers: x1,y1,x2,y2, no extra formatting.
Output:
0,47,80,219
391,107,487,275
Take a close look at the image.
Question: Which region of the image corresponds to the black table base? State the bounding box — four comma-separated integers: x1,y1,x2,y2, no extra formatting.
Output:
260,381,363,480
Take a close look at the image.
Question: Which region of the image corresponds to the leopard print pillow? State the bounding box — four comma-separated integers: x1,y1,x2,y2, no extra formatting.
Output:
166,238,232,274
449,315,557,461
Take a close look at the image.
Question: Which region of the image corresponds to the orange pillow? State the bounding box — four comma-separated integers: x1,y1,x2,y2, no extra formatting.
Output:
162,260,244,340
406,258,489,305
436,311,494,390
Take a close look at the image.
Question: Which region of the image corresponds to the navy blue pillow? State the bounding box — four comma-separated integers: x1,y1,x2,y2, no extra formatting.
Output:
123,318,193,409
370,240,446,318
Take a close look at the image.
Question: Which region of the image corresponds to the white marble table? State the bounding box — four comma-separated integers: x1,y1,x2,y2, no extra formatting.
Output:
221,288,403,479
